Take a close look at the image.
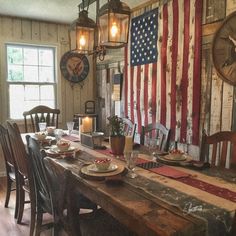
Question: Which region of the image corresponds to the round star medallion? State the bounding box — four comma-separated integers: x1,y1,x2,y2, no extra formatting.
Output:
60,51,89,83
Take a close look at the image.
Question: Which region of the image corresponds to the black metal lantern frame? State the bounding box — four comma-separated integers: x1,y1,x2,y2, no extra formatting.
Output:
98,0,131,48
69,0,131,61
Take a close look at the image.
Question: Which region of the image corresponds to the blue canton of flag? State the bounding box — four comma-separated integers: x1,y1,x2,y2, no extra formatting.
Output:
130,8,158,66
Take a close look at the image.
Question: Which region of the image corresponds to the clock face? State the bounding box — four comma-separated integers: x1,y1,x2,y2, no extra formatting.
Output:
212,12,236,85
60,51,89,83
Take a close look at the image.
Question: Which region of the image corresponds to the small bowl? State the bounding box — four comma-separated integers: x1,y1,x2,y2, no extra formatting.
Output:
46,126,56,135
56,140,71,152
94,158,111,171
35,132,47,141
170,149,184,159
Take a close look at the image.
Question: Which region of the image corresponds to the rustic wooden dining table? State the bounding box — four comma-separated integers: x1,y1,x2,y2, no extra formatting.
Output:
22,133,236,236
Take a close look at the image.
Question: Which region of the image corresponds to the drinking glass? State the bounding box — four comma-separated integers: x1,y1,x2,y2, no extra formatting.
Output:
125,150,139,178
67,121,74,135
146,137,158,161
54,129,64,141
38,122,47,132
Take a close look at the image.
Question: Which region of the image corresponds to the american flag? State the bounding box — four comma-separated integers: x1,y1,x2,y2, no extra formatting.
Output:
124,0,203,145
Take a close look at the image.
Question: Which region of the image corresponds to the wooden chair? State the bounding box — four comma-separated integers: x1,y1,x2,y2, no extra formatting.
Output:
122,117,136,140
26,135,54,236
23,105,60,133
43,157,136,236
26,136,97,235
140,122,170,152
0,124,19,219
6,121,36,236
200,130,236,169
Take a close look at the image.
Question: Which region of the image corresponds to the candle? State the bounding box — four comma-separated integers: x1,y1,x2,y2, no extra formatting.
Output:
124,135,133,152
82,117,93,133
175,124,180,142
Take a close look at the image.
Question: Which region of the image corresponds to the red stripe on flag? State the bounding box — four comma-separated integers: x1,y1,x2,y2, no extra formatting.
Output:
130,66,134,122
180,0,190,142
144,64,149,126
192,0,203,145
152,63,157,124
124,45,128,117
137,66,142,133
160,4,168,125
170,0,179,140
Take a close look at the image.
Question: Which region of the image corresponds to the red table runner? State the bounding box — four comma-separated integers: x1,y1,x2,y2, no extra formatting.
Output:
96,148,236,203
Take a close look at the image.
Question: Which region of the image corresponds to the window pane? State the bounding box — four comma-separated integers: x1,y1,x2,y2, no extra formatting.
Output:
7,44,56,119
39,49,53,66
24,66,39,82
24,48,38,65
25,85,40,101
9,85,25,119
39,66,54,82
40,85,54,100
7,65,23,81
7,46,23,65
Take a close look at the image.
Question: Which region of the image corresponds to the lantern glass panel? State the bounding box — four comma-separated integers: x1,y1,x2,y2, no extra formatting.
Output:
76,26,95,53
99,12,129,47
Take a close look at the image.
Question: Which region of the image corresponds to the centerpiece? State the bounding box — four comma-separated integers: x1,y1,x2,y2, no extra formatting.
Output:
107,115,125,155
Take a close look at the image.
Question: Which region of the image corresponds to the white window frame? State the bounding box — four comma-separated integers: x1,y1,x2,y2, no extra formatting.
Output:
6,43,58,120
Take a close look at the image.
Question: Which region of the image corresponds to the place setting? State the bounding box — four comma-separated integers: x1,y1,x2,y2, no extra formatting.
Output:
80,157,125,179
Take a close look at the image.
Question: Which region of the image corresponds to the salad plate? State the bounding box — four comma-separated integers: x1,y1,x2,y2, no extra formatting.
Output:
87,163,118,173
50,145,75,154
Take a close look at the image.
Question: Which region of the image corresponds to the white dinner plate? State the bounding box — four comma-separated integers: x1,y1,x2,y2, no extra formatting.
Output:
163,154,187,161
87,163,118,173
50,146,75,154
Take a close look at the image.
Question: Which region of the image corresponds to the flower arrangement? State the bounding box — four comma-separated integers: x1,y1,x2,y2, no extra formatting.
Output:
107,115,124,136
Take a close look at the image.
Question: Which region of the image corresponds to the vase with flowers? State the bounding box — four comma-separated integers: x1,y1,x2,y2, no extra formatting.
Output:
107,115,125,155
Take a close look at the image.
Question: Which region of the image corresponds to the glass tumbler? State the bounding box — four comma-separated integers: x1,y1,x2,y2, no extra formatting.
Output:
67,121,74,135
38,122,47,132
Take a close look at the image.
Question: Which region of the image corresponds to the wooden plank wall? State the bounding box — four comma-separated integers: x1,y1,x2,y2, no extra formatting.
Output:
96,0,236,158
0,16,95,130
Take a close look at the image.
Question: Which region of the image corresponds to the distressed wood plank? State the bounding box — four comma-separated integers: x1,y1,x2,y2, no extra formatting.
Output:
205,0,226,23
226,0,236,15
31,21,40,41
47,23,58,42
1,16,13,39
12,18,21,39
202,21,222,36
210,68,223,134
200,47,212,135
221,82,233,131
21,19,32,40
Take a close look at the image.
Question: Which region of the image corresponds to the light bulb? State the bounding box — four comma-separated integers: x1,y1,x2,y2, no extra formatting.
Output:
110,22,118,38
79,35,86,47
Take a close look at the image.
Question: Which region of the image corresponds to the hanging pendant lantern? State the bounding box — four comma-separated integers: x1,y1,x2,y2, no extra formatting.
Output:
98,0,131,48
69,8,97,53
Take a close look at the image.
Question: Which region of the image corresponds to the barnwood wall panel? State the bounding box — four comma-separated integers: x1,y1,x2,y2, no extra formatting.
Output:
0,16,95,127
0,16,95,175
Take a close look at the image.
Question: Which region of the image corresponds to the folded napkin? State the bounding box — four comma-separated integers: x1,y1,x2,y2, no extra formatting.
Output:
151,166,190,179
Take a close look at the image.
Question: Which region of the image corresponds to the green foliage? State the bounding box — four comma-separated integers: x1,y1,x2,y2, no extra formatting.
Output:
107,115,124,136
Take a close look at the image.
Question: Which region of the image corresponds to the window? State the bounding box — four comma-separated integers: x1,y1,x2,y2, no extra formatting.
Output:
6,44,56,119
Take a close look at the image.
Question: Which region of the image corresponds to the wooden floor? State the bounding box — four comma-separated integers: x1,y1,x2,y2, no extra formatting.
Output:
0,176,65,236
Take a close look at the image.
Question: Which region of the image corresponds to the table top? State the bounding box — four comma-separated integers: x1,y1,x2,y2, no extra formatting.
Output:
22,133,236,236
48,140,236,236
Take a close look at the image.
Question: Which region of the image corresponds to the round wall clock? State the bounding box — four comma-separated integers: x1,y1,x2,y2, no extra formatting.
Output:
60,51,89,83
212,11,236,86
